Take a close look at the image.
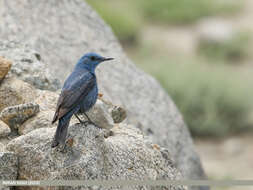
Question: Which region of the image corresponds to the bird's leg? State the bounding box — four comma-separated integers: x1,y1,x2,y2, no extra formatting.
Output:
74,114,85,124
59,144,67,153
84,113,99,127
75,113,92,126
84,112,92,123
55,143,67,153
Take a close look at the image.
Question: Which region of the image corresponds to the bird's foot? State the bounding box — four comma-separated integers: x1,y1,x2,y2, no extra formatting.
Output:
81,120,90,126
54,143,67,153
74,114,86,124
82,120,101,128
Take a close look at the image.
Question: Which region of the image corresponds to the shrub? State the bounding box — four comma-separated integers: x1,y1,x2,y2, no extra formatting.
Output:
135,56,253,137
198,32,251,62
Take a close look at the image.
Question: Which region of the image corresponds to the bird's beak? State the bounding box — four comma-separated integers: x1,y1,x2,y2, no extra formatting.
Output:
102,57,114,62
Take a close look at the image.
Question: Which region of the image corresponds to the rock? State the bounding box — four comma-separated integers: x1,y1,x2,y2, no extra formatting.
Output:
100,98,127,124
34,89,58,111
0,56,12,81
20,94,121,135
6,124,186,190
0,142,5,152
0,152,18,180
0,41,60,91
0,77,36,111
0,103,40,130
0,0,207,184
85,99,114,129
0,152,18,190
0,120,11,137
111,105,127,123
0,186,10,190
18,110,55,135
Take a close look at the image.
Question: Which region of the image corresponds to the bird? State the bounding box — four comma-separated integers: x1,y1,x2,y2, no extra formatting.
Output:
51,52,113,148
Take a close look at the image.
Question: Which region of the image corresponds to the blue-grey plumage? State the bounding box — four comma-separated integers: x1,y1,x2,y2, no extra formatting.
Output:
51,52,113,148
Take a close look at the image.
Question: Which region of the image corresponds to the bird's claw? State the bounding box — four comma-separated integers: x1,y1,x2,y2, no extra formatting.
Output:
80,120,100,128
55,143,67,153
82,120,90,126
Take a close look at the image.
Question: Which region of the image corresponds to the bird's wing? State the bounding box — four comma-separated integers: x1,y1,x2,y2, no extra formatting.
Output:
52,72,96,123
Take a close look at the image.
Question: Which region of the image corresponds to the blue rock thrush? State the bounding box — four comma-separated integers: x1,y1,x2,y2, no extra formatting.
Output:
51,53,113,148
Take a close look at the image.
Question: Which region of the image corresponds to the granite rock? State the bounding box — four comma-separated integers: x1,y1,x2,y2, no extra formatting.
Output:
0,103,40,130
0,41,60,91
0,121,11,137
0,152,18,180
0,77,36,112
6,124,186,190
0,56,12,81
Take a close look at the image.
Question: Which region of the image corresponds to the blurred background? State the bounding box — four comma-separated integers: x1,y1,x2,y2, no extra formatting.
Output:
86,0,253,189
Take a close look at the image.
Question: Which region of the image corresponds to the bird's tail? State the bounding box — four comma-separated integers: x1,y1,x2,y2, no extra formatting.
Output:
51,117,71,148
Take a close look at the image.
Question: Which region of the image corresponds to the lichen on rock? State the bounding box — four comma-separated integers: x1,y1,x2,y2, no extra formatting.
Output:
0,103,40,130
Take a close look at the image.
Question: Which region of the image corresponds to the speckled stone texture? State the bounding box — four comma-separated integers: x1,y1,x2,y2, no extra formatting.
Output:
0,152,18,190
0,152,18,180
0,56,12,81
6,124,186,190
0,41,60,91
0,77,36,111
100,98,127,124
0,120,11,137
0,103,40,130
18,110,55,135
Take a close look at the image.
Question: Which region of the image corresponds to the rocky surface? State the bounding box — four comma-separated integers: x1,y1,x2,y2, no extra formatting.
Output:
6,124,186,190
0,41,60,91
0,0,206,182
0,77,36,112
18,110,56,135
0,152,18,180
34,89,59,111
0,121,11,137
0,103,40,130
0,56,12,81
100,98,127,124
85,99,114,130
0,142,5,152
0,151,18,190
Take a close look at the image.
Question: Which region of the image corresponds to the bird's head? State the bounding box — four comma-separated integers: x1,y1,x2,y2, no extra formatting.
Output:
76,52,113,73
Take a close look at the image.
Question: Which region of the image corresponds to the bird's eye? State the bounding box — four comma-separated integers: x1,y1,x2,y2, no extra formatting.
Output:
90,56,95,61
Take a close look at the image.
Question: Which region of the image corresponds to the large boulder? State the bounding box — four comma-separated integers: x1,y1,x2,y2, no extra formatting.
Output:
6,124,186,190
0,0,207,184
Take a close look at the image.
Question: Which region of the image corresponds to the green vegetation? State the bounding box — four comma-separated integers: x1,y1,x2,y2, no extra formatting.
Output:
134,54,253,137
139,0,240,24
86,0,240,44
198,32,251,62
